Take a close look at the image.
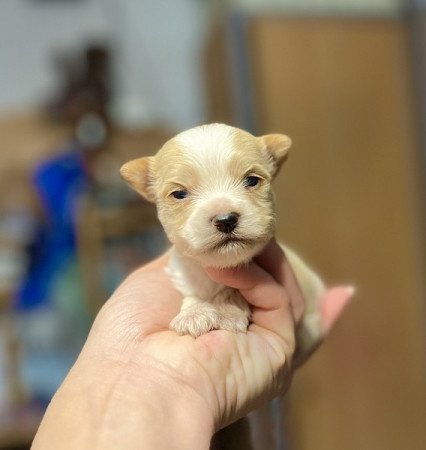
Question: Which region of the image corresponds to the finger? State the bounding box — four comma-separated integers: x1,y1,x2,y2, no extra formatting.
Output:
320,286,355,335
253,239,286,282
205,263,282,309
254,239,306,323
205,264,295,345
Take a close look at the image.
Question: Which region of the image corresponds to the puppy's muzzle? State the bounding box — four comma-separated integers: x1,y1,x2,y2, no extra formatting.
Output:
213,212,239,234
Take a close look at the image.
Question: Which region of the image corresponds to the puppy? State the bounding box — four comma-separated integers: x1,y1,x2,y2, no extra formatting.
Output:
121,123,324,355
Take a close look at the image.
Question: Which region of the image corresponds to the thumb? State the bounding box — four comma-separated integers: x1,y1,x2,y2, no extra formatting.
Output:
320,286,355,335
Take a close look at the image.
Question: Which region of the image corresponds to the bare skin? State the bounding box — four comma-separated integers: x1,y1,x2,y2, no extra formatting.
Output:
32,239,353,450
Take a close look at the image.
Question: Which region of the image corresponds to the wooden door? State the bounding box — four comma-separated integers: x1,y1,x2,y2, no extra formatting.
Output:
247,16,426,450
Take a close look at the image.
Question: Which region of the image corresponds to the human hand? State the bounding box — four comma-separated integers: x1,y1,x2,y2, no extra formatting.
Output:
33,239,353,450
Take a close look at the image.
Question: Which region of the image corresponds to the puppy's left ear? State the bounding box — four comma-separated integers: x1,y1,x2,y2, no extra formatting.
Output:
120,156,156,203
259,134,292,177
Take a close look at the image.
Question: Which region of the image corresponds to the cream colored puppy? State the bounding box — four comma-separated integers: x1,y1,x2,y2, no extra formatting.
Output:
121,123,324,353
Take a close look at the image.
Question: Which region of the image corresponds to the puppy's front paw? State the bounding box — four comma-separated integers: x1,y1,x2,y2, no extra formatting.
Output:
170,303,221,338
170,301,250,337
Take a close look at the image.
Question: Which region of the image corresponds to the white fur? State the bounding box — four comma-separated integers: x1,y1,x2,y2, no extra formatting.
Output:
175,123,237,173
168,247,251,337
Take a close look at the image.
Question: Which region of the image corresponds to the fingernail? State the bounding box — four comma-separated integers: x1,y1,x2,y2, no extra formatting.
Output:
346,285,356,297
345,285,356,299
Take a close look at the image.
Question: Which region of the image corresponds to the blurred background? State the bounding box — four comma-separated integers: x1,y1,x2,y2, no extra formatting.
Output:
0,0,425,449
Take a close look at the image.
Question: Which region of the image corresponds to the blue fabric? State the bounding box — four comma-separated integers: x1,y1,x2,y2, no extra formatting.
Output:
15,145,89,310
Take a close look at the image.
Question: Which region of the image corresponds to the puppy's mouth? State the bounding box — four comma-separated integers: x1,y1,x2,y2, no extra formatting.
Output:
210,235,255,251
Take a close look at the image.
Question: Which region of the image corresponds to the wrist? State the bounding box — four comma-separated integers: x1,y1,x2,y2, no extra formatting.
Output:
127,368,215,450
109,357,216,450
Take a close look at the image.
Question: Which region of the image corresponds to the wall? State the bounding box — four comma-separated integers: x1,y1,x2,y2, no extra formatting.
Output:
0,0,209,130
0,0,109,111
229,0,405,14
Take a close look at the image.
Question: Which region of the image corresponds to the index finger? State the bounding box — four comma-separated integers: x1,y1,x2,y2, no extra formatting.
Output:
254,239,306,323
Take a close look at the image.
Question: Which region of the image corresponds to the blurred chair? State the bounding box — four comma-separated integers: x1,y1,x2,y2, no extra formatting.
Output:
76,196,160,315
74,126,171,315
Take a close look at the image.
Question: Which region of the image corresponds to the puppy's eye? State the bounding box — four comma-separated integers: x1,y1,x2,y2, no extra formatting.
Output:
244,175,261,188
171,190,188,200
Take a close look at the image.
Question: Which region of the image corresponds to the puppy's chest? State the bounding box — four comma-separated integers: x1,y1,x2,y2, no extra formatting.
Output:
166,248,224,300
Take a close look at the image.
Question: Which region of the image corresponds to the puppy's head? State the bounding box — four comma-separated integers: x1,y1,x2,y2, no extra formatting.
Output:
120,124,291,268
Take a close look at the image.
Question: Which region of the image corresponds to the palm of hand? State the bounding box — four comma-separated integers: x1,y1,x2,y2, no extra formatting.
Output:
78,247,351,430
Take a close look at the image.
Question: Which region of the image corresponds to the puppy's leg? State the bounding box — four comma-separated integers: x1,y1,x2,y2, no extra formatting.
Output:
211,288,250,334
170,296,222,337
282,245,325,363
170,289,250,337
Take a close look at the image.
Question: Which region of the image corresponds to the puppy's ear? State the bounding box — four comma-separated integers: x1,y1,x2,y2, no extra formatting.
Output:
120,157,156,203
259,134,292,177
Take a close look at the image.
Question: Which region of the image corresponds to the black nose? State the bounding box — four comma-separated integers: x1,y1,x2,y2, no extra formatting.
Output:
214,212,239,234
